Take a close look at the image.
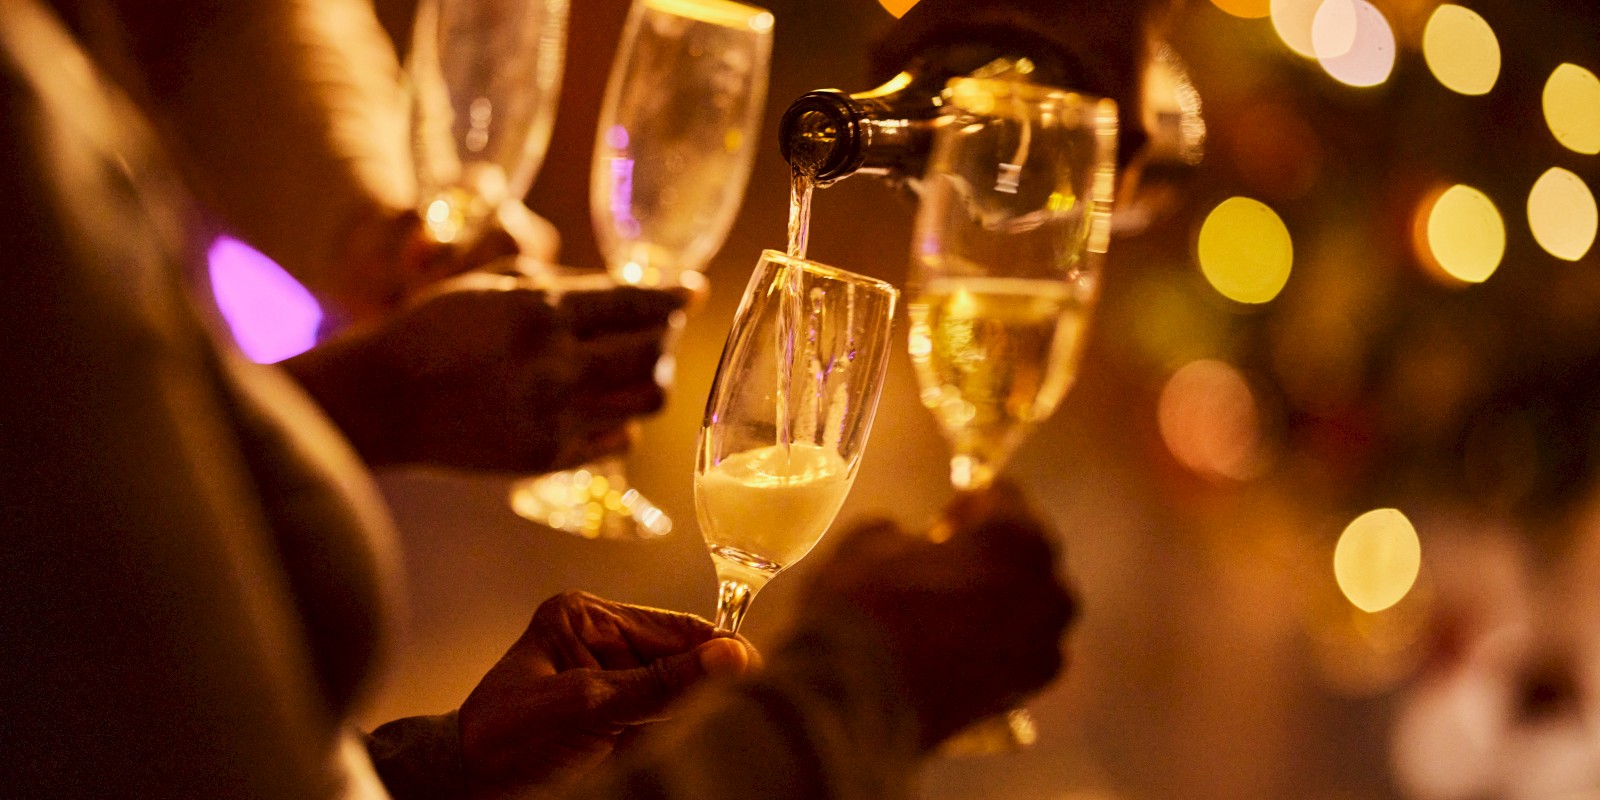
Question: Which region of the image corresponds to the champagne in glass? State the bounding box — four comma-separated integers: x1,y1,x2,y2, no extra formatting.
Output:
909,78,1117,491
409,0,569,244
511,0,773,540
907,77,1118,751
697,250,897,632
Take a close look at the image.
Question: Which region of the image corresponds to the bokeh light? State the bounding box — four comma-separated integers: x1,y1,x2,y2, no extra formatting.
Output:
877,0,920,17
1157,359,1266,481
1422,185,1505,283
1527,167,1599,261
1271,0,1322,58
1211,0,1271,19
1542,63,1600,155
1333,508,1421,613
1314,0,1396,88
1311,0,1357,60
207,236,322,364
1422,4,1501,96
1197,196,1294,304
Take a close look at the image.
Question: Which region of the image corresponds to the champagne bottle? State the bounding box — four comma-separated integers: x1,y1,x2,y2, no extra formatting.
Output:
777,39,1202,194
778,47,1069,187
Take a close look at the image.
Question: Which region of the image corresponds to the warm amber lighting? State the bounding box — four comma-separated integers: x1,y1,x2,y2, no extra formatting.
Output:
1424,185,1504,283
1334,508,1421,613
1157,359,1264,481
1315,0,1395,88
646,0,772,30
1423,5,1500,95
1543,64,1600,155
1211,0,1270,19
1527,167,1599,261
1197,196,1294,304
1271,0,1322,57
878,0,921,17
424,197,461,243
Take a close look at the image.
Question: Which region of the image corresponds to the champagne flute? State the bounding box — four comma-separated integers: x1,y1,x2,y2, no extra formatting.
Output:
510,0,773,539
697,251,898,632
907,78,1118,751
409,0,569,245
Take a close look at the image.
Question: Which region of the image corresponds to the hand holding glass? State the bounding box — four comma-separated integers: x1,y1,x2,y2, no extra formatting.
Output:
907,78,1118,750
697,251,898,632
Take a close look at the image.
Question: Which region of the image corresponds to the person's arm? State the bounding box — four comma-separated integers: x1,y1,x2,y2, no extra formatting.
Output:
68,0,422,321
68,0,554,326
0,8,392,797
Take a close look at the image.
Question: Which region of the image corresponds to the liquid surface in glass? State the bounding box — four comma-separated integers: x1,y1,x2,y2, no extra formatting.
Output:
907,274,1087,486
696,442,852,573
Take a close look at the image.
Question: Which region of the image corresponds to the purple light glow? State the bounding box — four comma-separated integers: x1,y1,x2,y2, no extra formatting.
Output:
207,236,322,363
606,124,630,150
608,156,642,240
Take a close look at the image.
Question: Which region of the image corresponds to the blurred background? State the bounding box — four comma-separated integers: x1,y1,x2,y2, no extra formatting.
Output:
215,0,1600,797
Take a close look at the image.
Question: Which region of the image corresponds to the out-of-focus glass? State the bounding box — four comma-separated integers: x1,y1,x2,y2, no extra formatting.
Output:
511,0,773,540
410,0,569,243
591,0,772,287
909,78,1117,491
908,77,1117,753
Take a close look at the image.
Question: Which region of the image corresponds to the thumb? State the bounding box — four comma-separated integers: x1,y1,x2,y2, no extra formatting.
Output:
590,638,752,727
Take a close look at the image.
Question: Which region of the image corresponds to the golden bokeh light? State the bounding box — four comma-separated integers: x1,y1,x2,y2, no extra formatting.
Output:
1197,196,1294,304
877,0,921,17
1315,0,1396,88
1527,167,1599,262
1271,0,1322,57
1312,0,1357,60
1543,63,1600,155
1422,4,1500,95
1424,184,1504,283
1334,508,1421,613
1211,0,1271,18
1157,359,1265,481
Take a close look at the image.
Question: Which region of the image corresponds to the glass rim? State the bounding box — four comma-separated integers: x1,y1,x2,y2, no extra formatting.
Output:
941,77,1118,119
757,250,899,298
643,0,775,32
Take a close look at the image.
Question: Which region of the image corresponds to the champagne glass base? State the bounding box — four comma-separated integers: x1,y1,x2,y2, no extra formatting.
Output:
509,459,672,540
938,708,1037,756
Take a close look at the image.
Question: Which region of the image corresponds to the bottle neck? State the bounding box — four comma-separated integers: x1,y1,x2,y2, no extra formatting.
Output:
777,87,940,186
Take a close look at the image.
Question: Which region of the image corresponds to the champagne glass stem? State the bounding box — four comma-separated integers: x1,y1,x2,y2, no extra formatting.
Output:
713,578,756,633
